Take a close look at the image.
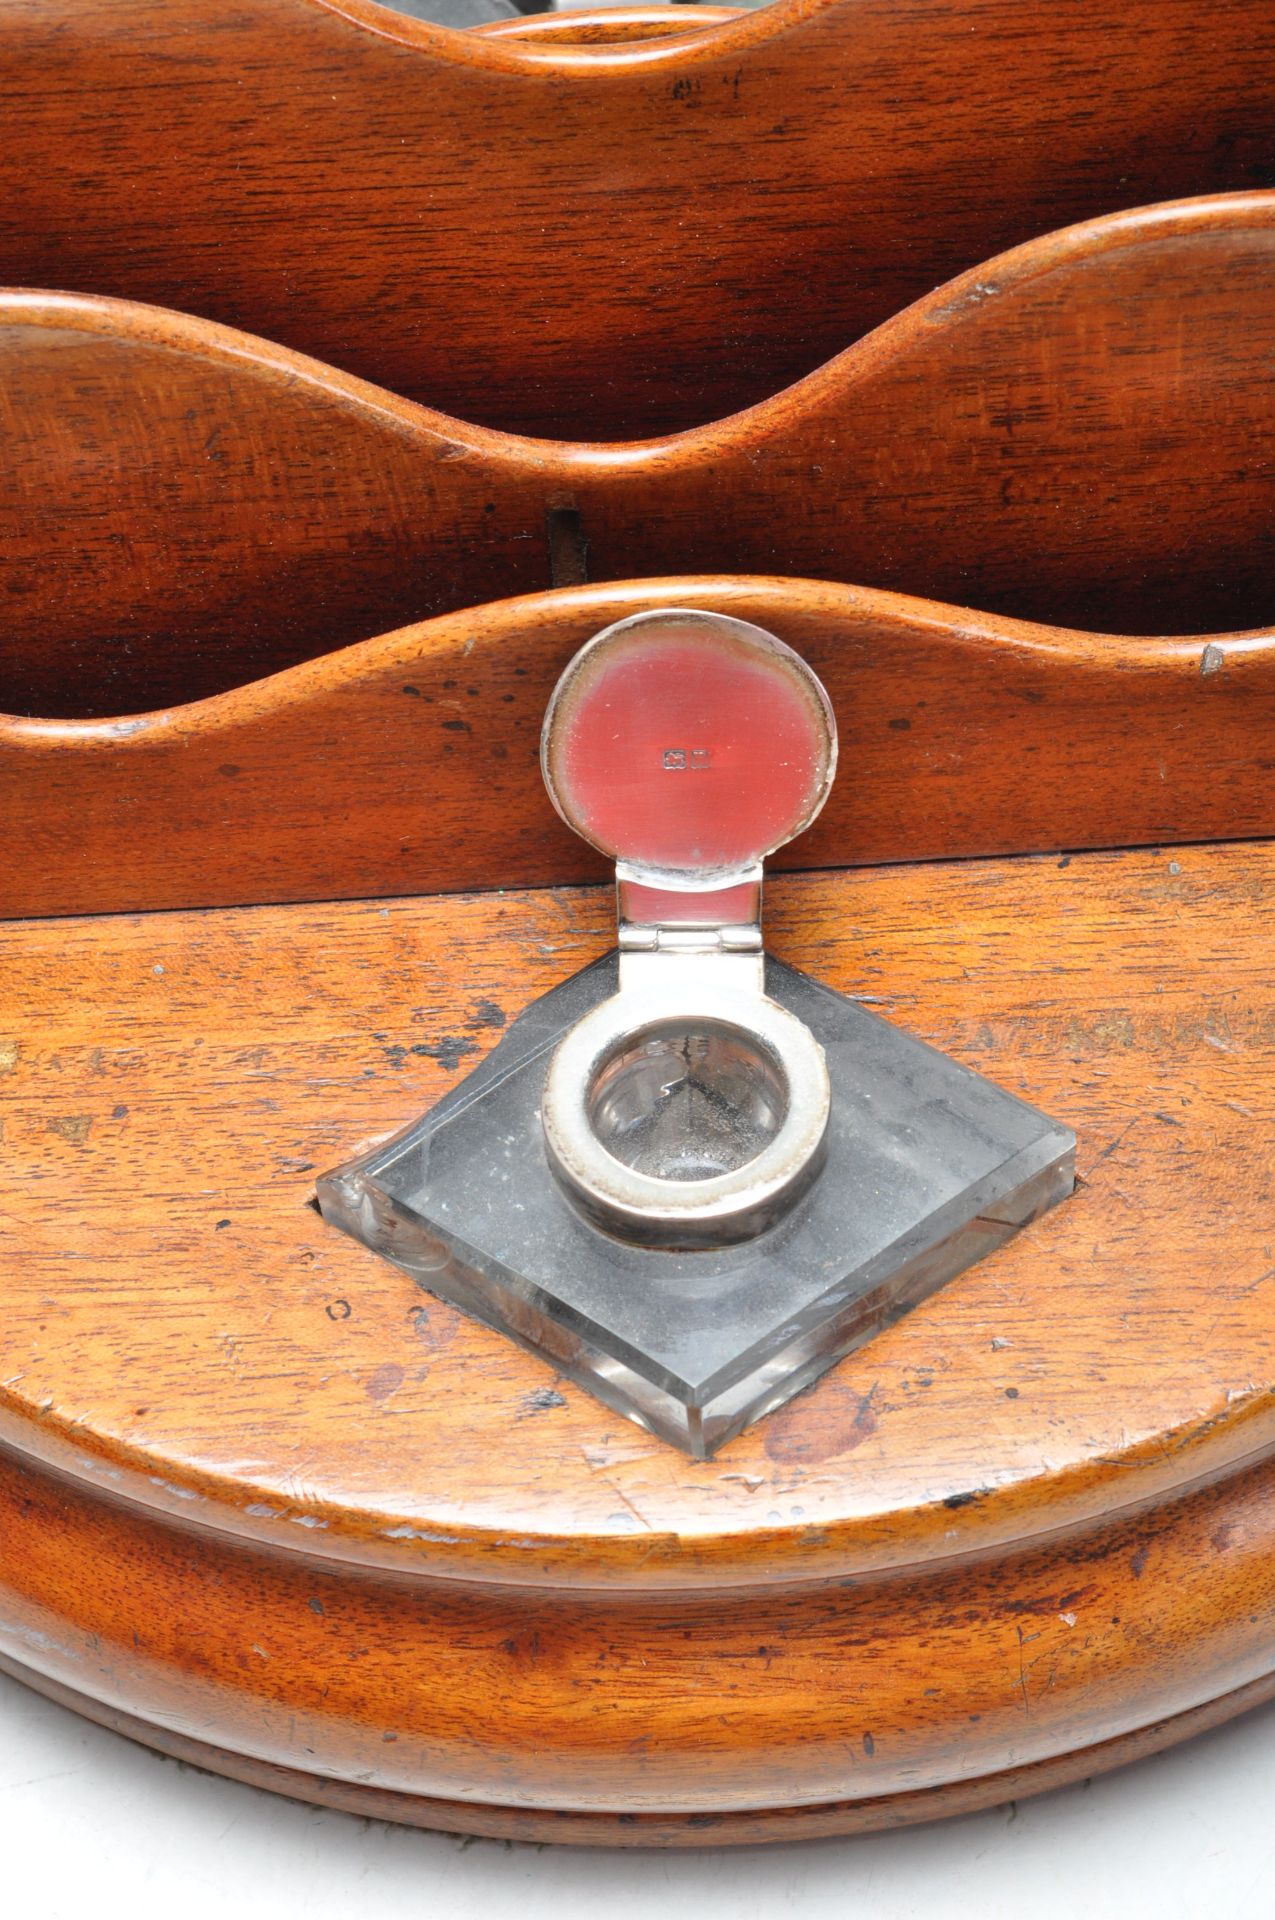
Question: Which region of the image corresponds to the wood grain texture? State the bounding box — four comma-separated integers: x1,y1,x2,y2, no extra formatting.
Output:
2,0,1274,437
0,840,1272,1835
4,574,1273,920
8,1652,1275,1846
474,8,745,45
5,195,1275,720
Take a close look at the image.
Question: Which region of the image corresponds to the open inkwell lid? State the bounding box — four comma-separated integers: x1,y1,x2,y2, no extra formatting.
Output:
538,611,840,1251
318,607,1074,1458
541,606,837,921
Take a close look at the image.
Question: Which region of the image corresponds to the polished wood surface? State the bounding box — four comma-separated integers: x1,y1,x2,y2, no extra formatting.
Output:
475,8,745,45
0,840,1272,1836
5,194,1275,724
3,0,1274,437
4,0,1273,1842
4,574,1273,920
8,1655,1275,1846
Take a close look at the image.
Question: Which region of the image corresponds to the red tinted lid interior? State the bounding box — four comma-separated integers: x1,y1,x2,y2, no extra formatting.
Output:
544,612,835,886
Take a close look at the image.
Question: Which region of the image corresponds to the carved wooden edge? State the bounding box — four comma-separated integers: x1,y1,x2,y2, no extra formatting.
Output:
0,282,494,452
7,2,1272,437
2,1434,1274,1831
4,1651,1272,1846
317,0,810,66
473,8,745,45
2,572,1271,917
10,190,1272,467
1,1366,1272,1592
669,187,1275,457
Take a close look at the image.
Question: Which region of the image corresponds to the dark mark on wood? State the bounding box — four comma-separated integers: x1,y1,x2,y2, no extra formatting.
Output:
546,505,588,590
518,1386,567,1416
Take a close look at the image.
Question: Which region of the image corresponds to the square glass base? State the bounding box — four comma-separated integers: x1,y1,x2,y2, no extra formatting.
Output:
317,956,1074,1457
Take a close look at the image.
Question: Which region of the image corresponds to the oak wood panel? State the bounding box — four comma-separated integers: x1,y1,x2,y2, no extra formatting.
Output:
5,196,1275,720
3,575,1273,919
0,841,1272,1830
2,0,1274,437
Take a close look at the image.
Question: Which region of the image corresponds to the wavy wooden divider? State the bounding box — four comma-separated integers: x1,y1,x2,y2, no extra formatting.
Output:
5,575,1274,919
2,0,1274,436
5,194,1275,729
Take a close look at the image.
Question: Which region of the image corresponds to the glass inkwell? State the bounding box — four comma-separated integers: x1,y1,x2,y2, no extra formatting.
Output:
319,610,1074,1457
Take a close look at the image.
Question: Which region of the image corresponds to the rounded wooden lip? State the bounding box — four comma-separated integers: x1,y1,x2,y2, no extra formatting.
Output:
4,573,1270,746
5,1648,1275,1841
9,186,1272,469
317,0,806,67
10,1,1275,442
6,569,1270,918
3,568,1272,742
471,7,746,47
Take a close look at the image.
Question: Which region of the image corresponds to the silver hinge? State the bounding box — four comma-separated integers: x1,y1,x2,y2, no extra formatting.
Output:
616,876,765,994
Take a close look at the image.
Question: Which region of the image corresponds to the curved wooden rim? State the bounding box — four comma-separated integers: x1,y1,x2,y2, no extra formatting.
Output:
316,0,807,68
3,1648,1272,1845
3,1312,1275,1818
9,0,1273,443
473,8,745,46
4,1386,1275,1593
5,573,1270,917
5,573,1271,745
10,188,1271,471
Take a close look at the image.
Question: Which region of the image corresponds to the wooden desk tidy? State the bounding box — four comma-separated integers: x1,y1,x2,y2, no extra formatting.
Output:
0,0,1273,1846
